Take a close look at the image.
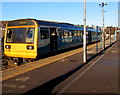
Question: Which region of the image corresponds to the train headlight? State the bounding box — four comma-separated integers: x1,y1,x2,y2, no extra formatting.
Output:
5,45,11,49
26,46,34,50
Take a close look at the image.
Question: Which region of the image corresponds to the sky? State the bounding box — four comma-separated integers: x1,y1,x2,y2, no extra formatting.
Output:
1,2,119,27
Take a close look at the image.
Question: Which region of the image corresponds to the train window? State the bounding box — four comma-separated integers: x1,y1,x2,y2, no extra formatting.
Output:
40,28,49,39
72,31,74,37
74,31,77,37
81,30,83,37
58,29,64,38
68,32,72,38
76,31,78,37
79,31,81,37
77,31,80,37
64,31,68,38
86,31,88,36
68,30,73,38
80,30,83,37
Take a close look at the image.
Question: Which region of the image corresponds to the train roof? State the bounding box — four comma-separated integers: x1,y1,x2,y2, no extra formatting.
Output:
36,20,84,30
36,20,101,32
8,18,101,32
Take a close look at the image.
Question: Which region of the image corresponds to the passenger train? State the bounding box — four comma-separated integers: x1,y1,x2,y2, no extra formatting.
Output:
3,19,101,65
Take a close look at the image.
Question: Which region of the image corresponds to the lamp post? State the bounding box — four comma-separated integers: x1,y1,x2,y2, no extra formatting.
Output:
83,0,87,63
99,2,107,50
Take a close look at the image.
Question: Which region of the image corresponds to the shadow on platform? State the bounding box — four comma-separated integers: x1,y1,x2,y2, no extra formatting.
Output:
23,42,116,95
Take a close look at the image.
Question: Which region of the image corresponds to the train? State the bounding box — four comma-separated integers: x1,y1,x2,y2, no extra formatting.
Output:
3,18,102,66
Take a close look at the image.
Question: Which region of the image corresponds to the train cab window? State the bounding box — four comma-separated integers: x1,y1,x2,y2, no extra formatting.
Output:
26,28,34,43
6,29,13,42
6,27,34,43
40,28,49,39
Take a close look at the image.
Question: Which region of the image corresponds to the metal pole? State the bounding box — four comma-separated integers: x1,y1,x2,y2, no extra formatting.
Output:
96,26,98,53
83,0,87,63
102,6,105,50
99,2,107,50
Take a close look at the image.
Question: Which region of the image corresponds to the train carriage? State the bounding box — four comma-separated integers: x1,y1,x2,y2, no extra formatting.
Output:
4,19,101,65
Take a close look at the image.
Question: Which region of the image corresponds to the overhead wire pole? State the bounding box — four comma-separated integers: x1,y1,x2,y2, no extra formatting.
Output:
99,2,107,50
102,5,105,50
83,0,87,63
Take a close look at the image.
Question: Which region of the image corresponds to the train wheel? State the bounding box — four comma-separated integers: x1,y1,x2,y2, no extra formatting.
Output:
23,59,35,64
23,59,32,64
13,58,23,66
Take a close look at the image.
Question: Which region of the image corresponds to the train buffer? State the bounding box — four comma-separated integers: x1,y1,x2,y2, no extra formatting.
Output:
2,40,119,94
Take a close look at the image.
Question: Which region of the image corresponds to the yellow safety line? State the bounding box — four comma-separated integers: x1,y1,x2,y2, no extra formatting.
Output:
2,42,100,81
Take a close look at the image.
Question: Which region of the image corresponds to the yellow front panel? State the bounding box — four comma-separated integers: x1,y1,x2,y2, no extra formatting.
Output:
4,19,38,59
4,43,37,58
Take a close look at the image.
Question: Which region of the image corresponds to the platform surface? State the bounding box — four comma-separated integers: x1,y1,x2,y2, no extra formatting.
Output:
52,41,119,94
2,40,119,95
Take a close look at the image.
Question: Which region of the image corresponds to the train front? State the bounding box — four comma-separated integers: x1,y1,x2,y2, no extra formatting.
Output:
4,19,38,64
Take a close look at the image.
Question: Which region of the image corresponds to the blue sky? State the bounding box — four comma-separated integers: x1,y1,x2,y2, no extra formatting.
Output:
1,2,118,27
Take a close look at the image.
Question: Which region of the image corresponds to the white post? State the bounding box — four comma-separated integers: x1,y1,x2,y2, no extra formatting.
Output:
99,2,107,50
102,6,105,50
83,0,87,63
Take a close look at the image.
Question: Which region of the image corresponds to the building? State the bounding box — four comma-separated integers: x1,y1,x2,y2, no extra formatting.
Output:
0,21,9,38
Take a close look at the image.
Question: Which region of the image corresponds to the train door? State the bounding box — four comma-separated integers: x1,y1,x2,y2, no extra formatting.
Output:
50,27,58,52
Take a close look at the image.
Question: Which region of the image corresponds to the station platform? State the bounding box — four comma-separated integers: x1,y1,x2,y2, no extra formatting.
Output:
52,41,119,94
2,40,119,95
